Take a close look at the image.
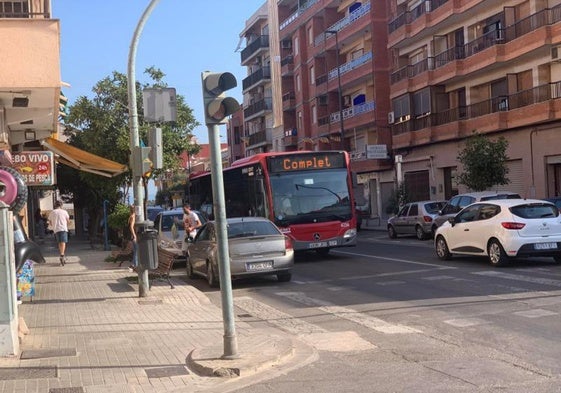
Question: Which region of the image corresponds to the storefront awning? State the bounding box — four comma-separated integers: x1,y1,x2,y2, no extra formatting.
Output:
41,137,128,178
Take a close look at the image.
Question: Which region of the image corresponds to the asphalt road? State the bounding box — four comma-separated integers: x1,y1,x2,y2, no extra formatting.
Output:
187,231,561,392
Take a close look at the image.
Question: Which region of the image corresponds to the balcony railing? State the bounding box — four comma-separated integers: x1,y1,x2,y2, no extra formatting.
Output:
0,0,50,18
314,2,370,46
328,52,373,81
391,4,561,84
242,66,271,91
330,101,376,123
280,0,319,30
389,0,449,33
241,35,269,64
243,97,273,119
392,81,561,134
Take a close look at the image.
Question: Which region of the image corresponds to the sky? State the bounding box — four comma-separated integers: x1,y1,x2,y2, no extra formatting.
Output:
53,0,265,144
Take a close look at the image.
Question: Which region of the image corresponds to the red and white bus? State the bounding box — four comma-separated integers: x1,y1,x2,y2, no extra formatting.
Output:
188,151,357,254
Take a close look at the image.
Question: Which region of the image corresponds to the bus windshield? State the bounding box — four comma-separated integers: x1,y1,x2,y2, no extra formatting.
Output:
270,169,351,226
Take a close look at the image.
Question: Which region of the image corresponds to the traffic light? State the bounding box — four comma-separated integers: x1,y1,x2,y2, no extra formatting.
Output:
201,71,240,125
133,146,153,178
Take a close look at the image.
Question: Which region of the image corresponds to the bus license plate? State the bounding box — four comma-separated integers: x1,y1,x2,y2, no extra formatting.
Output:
309,242,327,248
247,261,273,271
534,242,557,250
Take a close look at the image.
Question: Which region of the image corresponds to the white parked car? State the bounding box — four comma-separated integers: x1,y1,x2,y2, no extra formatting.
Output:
434,199,561,266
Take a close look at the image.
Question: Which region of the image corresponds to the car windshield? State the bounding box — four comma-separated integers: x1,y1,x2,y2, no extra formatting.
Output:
424,202,446,214
227,221,280,239
161,214,184,231
510,203,558,219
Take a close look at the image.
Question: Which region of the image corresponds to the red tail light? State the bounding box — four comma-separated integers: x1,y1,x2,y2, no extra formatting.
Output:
423,215,432,223
501,222,525,230
284,236,293,251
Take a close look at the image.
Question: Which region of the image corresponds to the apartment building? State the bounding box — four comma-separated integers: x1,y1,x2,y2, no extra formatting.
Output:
388,0,561,201
238,0,393,217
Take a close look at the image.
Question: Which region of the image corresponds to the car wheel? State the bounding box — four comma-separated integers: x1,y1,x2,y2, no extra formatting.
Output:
415,225,426,240
186,257,194,279
435,236,452,260
488,239,509,266
388,225,397,239
316,248,330,257
207,262,219,288
277,272,292,282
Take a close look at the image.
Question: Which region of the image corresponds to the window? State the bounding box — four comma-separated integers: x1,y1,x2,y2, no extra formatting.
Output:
408,204,419,216
310,66,315,85
312,105,317,124
294,36,299,56
307,26,313,44
413,88,431,117
296,74,301,92
392,94,410,122
457,205,480,223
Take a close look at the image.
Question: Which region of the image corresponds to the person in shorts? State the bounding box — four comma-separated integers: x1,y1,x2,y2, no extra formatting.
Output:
48,200,70,266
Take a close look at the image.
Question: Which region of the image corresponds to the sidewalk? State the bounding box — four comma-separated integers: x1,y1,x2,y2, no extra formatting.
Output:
0,237,299,393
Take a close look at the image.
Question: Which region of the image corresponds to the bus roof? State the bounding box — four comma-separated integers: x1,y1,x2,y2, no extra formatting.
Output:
189,150,348,180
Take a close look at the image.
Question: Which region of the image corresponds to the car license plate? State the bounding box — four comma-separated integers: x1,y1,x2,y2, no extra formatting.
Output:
534,242,558,250
247,261,273,271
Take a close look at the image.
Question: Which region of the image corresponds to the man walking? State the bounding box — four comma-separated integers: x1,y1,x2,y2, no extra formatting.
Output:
181,203,202,255
48,200,70,266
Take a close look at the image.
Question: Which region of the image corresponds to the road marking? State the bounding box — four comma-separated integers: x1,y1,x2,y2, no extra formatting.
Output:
334,250,455,269
275,292,421,334
234,297,375,351
514,309,558,318
444,318,487,327
472,271,561,287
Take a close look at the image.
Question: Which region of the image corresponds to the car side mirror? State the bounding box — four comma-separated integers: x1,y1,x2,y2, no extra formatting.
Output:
447,217,456,227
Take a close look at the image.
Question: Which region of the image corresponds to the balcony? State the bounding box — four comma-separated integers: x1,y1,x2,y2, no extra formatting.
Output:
242,66,271,92
0,5,61,144
328,52,373,82
279,0,319,31
282,91,296,110
389,0,449,33
391,81,561,147
390,5,561,89
247,127,273,150
241,35,269,65
281,55,294,76
243,97,273,121
314,2,371,47
329,101,376,130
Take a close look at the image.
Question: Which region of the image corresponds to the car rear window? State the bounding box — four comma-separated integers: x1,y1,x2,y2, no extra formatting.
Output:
481,193,521,201
227,221,280,238
509,204,559,219
161,214,184,231
424,202,446,214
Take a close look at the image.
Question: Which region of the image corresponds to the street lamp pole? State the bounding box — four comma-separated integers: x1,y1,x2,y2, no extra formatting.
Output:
326,30,345,150
127,0,161,297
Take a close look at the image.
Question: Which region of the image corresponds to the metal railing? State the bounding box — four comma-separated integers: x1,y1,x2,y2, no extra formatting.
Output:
392,81,561,134
330,101,375,123
328,52,373,81
280,0,319,30
314,2,371,46
243,97,273,119
242,66,271,91
0,0,50,18
241,35,269,63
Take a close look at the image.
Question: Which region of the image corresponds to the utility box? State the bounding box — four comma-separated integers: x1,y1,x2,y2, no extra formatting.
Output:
135,221,158,270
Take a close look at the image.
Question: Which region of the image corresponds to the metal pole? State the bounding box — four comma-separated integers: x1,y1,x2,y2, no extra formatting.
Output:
207,123,238,359
103,200,109,251
127,0,161,297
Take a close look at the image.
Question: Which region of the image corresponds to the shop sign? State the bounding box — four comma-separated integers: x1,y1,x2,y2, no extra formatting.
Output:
12,151,55,186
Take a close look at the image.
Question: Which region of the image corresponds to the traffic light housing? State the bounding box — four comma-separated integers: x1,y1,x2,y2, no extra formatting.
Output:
201,71,240,125
133,146,153,178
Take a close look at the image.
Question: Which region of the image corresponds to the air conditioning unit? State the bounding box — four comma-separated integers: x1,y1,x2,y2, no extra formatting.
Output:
281,40,292,49
388,111,395,124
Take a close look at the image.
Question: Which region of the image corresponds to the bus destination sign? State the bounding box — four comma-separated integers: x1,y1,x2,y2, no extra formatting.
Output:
268,153,346,173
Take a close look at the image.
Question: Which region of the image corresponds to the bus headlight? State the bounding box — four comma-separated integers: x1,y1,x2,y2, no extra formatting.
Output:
344,228,357,238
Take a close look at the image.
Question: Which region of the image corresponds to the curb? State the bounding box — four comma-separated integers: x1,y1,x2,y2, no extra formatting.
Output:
186,332,296,378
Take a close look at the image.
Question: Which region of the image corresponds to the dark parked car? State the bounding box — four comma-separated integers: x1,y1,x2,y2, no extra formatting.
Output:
186,217,294,287
153,208,206,251
544,197,561,212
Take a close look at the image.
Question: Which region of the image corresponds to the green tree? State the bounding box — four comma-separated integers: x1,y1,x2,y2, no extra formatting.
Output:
58,67,201,240
457,133,510,191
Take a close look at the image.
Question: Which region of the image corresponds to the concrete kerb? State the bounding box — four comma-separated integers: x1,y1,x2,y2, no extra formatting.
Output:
186,330,297,378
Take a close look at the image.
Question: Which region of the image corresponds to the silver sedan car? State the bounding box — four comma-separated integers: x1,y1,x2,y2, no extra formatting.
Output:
388,200,447,240
186,217,294,287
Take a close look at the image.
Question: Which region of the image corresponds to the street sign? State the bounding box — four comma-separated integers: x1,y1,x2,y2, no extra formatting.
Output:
366,145,388,159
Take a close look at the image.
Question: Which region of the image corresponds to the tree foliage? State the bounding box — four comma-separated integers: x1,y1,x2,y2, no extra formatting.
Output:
457,133,510,192
58,67,201,237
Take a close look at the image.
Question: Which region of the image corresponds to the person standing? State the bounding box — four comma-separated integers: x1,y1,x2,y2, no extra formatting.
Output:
127,205,139,271
48,200,70,266
181,203,202,254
